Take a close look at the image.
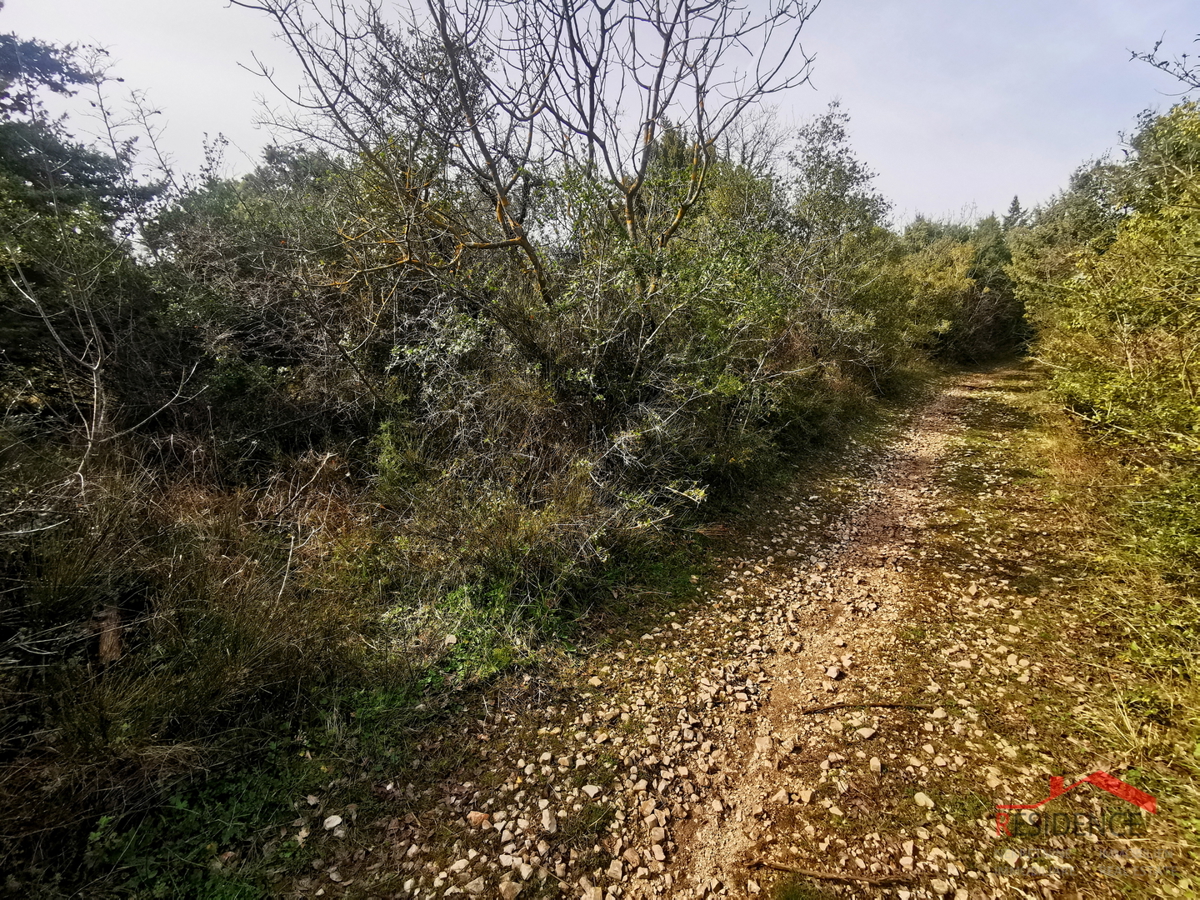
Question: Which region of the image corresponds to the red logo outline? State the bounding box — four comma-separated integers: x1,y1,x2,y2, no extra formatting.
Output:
995,771,1156,836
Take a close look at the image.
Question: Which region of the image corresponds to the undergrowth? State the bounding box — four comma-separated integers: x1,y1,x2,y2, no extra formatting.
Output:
1024,374,1200,855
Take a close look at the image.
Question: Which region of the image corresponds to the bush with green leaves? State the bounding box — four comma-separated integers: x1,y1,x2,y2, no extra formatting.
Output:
1017,102,1200,447
1013,102,1200,722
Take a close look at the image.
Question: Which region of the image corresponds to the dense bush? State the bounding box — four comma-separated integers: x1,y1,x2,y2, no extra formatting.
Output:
1011,101,1200,842
1012,101,1200,700
1014,102,1200,447
0,16,1027,889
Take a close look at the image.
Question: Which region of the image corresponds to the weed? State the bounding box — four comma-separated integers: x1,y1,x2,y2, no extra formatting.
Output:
557,803,617,849
772,877,837,900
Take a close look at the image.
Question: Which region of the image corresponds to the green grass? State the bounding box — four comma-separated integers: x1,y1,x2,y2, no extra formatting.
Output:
77,751,313,899
772,877,837,900
995,363,1200,876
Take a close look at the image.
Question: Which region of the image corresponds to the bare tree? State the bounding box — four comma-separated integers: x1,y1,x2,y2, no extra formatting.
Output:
232,0,819,298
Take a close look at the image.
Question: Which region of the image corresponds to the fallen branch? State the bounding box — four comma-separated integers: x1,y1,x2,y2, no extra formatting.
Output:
800,702,934,714
746,857,915,885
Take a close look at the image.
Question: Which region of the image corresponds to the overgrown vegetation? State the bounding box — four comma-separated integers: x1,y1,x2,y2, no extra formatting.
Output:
1010,90,1200,847
2,3,1030,894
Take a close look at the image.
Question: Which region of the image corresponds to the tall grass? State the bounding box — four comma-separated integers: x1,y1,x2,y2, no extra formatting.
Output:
0,455,365,873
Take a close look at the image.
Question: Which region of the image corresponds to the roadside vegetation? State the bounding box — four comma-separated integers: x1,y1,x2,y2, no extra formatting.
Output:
1008,95,1200,851
0,3,1195,896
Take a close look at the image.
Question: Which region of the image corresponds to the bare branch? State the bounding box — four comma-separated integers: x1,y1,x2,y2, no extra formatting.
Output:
230,0,820,289
1132,34,1200,92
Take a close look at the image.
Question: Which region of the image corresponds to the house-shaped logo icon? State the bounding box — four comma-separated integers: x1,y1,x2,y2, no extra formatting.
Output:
995,771,1156,837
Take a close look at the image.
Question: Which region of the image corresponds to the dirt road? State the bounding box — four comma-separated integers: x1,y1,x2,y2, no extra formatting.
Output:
307,366,1189,899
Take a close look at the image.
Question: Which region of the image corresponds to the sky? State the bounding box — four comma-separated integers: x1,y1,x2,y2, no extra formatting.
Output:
4,0,1197,223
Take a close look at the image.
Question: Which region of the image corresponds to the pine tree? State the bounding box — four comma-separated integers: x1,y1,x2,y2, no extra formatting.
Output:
1002,195,1026,231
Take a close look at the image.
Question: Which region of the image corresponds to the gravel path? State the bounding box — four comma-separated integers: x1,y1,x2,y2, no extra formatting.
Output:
306,367,1187,899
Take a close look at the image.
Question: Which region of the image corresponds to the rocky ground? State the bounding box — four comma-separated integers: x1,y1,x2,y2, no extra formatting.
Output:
289,365,1195,899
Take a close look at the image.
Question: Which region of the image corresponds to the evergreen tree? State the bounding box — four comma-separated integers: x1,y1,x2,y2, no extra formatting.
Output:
1002,195,1026,230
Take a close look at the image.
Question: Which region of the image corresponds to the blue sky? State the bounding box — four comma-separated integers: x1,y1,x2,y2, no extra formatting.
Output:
797,0,1198,220
6,0,1197,222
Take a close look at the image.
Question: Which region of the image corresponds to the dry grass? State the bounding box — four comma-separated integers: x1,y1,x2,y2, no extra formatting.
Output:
1016,368,1200,852
0,459,368,869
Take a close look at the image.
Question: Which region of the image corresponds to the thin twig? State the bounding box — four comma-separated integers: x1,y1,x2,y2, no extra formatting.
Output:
800,702,934,715
745,857,915,885
277,534,297,603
